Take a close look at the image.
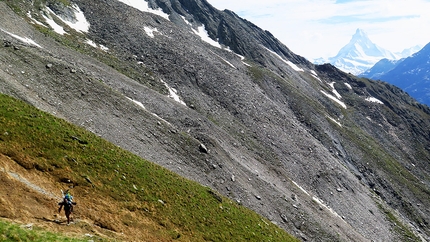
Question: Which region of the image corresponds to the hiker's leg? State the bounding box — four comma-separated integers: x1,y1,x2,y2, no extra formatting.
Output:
65,210,70,224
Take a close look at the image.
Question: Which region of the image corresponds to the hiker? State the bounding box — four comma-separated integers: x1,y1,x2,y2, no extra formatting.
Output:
58,190,76,224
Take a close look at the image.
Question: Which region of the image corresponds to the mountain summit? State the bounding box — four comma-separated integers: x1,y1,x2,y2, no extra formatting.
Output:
320,28,397,74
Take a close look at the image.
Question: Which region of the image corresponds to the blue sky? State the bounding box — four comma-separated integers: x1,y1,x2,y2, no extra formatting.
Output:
208,0,430,61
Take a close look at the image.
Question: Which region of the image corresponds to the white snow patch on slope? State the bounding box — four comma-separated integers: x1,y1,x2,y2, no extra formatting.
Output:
327,115,342,127
209,50,236,69
126,97,146,109
161,80,186,106
85,39,97,48
46,4,90,33
27,12,47,27
126,97,172,126
309,70,322,82
43,13,66,35
0,28,42,48
264,47,304,72
344,83,352,90
144,26,158,38
235,54,251,67
292,181,310,196
365,97,384,104
328,82,342,99
312,196,342,218
85,39,108,52
292,180,341,218
321,90,347,109
192,25,222,49
181,16,225,50
117,0,169,20
65,4,90,33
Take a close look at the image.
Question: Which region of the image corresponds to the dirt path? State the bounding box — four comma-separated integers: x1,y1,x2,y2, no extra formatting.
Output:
0,154,167,241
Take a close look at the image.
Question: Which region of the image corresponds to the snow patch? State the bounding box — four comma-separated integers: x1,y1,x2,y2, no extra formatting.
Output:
321,90,347,109
144,26,158,38
117,0,169,20
344,83,352,90
327,115,342,127
328,82,342,99
264,47,304,72
126,97,172,126
27,12,47,27
192,25,222,49
0,28,42,48
292,181,310,196
43,13,66,35
309,70,322,82
312,196,342,218
365,97,384,104
85,39,97,48
66,4,90,33
292,180,342,218
210,50,236,69
235,53,251,67
161,80,186,106
182,16,228,51
126,97,146,109
85,39,109,52
46,4,90,33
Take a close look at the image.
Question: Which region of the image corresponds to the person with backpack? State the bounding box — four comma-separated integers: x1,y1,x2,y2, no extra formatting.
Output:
58,190,76,224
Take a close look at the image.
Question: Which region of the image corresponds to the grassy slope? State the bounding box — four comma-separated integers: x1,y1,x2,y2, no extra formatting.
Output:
0,93,298,241
0,220,89,242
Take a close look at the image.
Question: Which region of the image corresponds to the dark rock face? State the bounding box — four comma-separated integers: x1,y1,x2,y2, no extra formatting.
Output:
1,0,429,241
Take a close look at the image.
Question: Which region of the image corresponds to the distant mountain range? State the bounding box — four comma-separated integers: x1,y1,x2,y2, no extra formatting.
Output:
315,29,421,75
359,58,402,80
361,42,430,106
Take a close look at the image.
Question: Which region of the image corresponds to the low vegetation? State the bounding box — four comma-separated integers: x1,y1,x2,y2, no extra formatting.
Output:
0,220,89,242
0,93,299,241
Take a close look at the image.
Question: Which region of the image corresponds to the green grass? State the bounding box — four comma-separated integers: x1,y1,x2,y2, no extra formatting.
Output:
0,220,87,242
0,93,298,241
377,204,420,242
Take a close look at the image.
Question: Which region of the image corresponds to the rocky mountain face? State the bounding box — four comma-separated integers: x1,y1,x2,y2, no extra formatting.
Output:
1,0,430,241
316,29,397,75
373,42,430,106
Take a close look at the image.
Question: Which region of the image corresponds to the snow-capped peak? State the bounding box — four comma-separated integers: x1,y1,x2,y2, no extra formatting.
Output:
323,29,399,75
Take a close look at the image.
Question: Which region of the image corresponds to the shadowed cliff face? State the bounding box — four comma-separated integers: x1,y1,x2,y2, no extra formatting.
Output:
1,0,429,241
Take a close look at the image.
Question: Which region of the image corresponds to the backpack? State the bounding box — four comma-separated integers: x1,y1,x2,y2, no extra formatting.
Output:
64,193,73,205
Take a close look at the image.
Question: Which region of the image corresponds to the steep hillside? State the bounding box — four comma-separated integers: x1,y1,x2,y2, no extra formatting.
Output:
0,93,297,241
1,0,429,241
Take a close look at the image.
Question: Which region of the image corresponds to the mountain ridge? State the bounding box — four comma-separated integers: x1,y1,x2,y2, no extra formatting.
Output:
375,42,430,106
0,0,429,241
